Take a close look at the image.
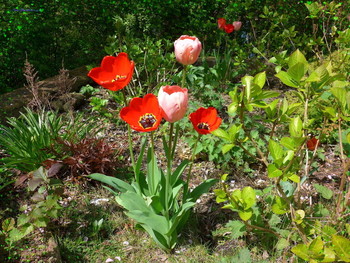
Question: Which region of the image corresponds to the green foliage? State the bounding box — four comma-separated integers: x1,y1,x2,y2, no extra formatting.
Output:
0,108,100,172
0,108,64,171
1,167,63,244
89,138,218,251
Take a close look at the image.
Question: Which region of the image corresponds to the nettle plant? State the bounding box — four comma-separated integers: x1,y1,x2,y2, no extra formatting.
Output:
213,49,350,262
86,35,221,251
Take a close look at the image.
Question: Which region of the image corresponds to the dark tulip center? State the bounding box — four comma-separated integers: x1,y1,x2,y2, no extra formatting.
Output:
139,113,157,129
197,122,210,130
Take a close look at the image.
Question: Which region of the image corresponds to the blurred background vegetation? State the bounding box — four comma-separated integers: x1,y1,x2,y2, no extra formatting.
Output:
1,0,349,94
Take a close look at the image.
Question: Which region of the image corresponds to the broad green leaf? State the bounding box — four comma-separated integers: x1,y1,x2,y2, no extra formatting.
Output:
228,103,238,115
283,150,295,164
117,192,169,235
255,90,280,100
330,86,347,111
332,235,350,262
287,62,306,82
187,178,218,202
267,164,283,178
291,244,310,261
170,160,189,186
88,173,134,193
147,146,161,195
275,71,299,88
308,237,325,260
272,196,289,214
222,144,235,154
288,173,300,183
9,228,27,242
288,49,308,70
322,247,336,262
269,140,284,161
242,75,254,101
322,107,337,118
211,128,230,141
228,124,242,140
289,116,303,137
2,218,15,232
242,187,256,209
238,209,253,221
126,209,169,236
17,214,30,226
313,183,333,199
280,137,296,150
214,189,227,203
33,218,48,228
314,65,330,83
253,71,266,89
306,71,321,82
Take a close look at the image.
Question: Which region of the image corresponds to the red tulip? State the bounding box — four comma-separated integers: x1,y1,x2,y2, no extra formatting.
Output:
306,137,319,151
189,107,222,135
120,94,162,132
88,53,135,91
233,21,242,31
224,24,235,34
174,35,202,65
218,18,226,30
158,86,188,123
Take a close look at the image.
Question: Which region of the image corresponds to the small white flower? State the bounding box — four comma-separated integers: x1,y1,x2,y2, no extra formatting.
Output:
123,241,129,246
105,258,114,263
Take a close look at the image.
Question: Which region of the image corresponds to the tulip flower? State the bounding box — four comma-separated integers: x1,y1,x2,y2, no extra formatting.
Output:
158,86,188,123
306,137,319,151
120,94,162,132
189,107,222,135
218,18,226,30
174,35,202,65
224,24,235,34
233,21,242,31
88,52,135,91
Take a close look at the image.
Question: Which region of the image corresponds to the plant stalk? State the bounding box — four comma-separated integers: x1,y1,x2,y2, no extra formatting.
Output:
121,89,137,182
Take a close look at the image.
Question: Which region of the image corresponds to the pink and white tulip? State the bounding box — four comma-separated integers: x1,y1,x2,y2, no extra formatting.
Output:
174,35,202,65
158,85,188,123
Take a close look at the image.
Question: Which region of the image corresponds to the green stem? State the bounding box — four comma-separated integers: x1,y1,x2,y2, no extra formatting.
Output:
121,89,137,181
171,123,180,159
181,65,187,88
165,123,175,220
183,134,201,200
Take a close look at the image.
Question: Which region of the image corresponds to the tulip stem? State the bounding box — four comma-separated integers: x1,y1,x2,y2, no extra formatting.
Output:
121,89,137,183
182,65,187,88
162,128,171,220
184,134,201,200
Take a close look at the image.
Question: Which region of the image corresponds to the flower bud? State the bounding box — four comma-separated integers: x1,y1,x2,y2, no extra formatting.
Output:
174,35,202,65
158,85,188,123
